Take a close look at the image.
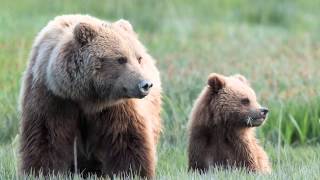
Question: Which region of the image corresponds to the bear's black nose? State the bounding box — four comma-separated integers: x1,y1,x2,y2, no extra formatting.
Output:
260,107,269,116
138,80,153,95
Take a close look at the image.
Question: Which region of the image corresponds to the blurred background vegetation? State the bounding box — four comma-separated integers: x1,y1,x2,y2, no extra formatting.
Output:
0,0,320,178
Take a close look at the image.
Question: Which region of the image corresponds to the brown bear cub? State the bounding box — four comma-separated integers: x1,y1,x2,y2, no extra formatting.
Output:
188,73,271,173
19,15,162,178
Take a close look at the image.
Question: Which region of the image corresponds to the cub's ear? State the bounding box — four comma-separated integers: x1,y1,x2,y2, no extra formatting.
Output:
208,73,226,93
113,19,136,35
233,74,250,85
74,23,98,45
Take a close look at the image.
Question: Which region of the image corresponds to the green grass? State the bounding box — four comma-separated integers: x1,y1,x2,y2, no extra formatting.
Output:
1,142,320,179
1,0,320,179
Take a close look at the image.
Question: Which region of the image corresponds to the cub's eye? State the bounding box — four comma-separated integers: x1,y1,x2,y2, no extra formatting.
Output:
137,56,142,64
117,57,127,64
241,98,250,105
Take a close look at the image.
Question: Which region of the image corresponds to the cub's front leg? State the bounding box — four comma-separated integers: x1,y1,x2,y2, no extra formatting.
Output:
188,127,210,172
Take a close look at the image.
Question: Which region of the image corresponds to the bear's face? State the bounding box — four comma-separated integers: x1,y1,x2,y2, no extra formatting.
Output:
207,73,268,127
72,20,153,103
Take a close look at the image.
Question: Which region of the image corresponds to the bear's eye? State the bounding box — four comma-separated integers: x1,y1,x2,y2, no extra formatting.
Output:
117,57,128,64
137,56,142,64
241,98,250,105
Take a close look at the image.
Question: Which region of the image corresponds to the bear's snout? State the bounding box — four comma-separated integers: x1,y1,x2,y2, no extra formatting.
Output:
245,107,269,127
137,80,153,98
259,107,269,118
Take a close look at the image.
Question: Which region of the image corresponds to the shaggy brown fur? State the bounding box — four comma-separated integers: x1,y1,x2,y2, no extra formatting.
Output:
187,73,271,173
19,15,161,179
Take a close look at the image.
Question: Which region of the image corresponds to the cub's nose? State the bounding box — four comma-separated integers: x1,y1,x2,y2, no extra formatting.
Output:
138,80,153,96
260,107,269,116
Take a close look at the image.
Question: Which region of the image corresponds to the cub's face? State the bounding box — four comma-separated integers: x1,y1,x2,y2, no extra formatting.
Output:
73,20,153,103
207,73,268,127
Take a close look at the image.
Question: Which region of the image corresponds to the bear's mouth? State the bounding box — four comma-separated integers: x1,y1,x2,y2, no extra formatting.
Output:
245,117,266,127
122,92,148,99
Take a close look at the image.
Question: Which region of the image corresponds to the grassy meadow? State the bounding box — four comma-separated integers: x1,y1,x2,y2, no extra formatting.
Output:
0,0,320,179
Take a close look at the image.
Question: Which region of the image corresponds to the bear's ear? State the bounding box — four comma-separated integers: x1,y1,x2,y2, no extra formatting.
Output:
113,19,136,35
233,74,250,85
74,23,98,45
208,73,226,93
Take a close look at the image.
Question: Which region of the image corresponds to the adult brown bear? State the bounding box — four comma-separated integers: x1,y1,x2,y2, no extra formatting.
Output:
19,14,162,178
